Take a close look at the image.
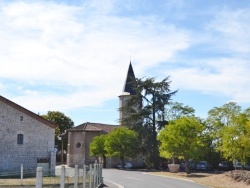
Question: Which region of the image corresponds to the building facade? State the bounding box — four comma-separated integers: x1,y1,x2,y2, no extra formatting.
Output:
66,122,117,167
0,95,57,175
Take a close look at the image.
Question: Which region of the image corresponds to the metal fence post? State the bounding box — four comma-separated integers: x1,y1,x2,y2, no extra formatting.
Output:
74,165,78,188
60,165,65,188
36,167,43,188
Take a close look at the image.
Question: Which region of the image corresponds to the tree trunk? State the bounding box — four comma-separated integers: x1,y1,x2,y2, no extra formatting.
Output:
120,156,125,169
103,155,107,168
172,156,175,164
152,93,160,169
184,157,191,174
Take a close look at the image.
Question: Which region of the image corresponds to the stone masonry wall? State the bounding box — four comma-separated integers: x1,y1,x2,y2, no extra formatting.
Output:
0,101,55,173
67,131,101,167
67,131,85,167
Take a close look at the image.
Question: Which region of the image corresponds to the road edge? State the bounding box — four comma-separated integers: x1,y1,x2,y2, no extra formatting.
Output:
104,180,125,188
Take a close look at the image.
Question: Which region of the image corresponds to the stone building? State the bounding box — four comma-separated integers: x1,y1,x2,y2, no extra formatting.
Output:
66,122,117,167
0,95,57,175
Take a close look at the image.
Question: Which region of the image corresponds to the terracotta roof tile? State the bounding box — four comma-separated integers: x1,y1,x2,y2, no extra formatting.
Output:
68,122,118,133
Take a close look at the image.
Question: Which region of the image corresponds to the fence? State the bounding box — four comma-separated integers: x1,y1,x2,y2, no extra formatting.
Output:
0,163,103,188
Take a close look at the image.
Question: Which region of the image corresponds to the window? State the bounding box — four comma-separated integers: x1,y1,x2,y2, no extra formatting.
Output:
17,134,24,144
20,116,23,121
75,142,81,148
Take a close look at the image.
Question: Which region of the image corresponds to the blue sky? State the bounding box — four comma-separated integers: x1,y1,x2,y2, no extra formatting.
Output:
1,0,250,126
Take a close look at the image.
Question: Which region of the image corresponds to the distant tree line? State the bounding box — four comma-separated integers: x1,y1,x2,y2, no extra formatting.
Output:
40,77,250,174
90,76,250,174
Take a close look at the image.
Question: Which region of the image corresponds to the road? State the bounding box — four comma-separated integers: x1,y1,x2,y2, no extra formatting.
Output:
102,169,209,188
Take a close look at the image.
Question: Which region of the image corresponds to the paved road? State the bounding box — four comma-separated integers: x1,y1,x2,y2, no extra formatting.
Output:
102,169,209,188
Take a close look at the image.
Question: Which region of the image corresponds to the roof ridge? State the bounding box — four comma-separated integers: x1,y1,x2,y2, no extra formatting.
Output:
68,122,118,132
0,95,57,129
83,122,118,126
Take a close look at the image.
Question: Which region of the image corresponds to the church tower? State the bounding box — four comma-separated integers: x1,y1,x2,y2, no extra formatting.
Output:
118,62,136,125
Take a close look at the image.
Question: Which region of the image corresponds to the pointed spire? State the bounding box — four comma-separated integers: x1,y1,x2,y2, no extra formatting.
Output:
123,62,136,95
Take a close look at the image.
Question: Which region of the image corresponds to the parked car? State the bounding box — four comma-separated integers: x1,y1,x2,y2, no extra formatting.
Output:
218,161,233,171
235,162,250,170
116,162,132,169
180,160,196,171
235,162,242,170
245,164,250,170
196,161,213,171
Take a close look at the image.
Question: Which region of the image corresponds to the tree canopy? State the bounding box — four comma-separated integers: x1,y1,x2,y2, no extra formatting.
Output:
105,127,139,168
207,102,241,131
165,102,195,121
216,113,250,165
42,111,74,134
120,76,177,168
206,102,250,166
41,111,74,151
90,134,108,168
158,116,206,174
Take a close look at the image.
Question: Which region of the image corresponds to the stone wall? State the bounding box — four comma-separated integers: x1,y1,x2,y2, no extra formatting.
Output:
67,131,85,167
0,101,55,173
67,131,102,167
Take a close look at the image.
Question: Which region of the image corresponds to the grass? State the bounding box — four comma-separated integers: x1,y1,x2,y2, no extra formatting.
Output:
0,176,86,187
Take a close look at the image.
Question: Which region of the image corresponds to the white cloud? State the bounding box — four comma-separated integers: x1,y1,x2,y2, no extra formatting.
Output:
0,1,191,112
206,8,250,54
164,7,250,105
171,58,250,102
1,0,249,121
0,1,250,124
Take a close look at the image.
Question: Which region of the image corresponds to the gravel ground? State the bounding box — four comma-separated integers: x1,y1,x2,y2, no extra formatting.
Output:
150,170,250,188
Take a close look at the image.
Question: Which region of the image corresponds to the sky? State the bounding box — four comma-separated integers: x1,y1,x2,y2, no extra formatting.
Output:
1,0,250,126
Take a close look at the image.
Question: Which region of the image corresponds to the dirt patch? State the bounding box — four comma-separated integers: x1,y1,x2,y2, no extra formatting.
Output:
149,170,250,188
225,170,250,185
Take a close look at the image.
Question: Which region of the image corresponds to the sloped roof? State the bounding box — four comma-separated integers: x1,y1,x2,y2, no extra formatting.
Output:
68,122,118,133
0,95,57,129
123,62,136,95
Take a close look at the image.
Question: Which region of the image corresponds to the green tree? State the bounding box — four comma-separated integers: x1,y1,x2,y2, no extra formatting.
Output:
218,113,250,166
158,116,206,174
41,111,74,152
244,107,250,117
206,102,241,153
165,102,195,121
105,127,139,168
207,102,241,131
90,134,108,168
121,77,177,168
206,102,250,166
